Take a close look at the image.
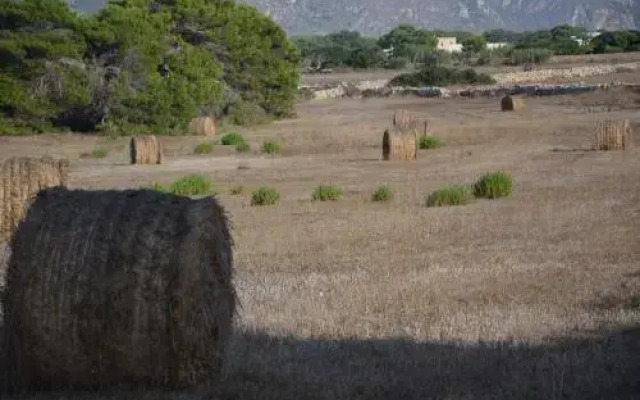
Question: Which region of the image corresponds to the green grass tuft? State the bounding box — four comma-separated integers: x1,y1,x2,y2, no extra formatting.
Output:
91,148,108,158
419,136,442,149
236,141,251,153
473,172,513,199
151,175,211,196
372,185,394,202
194,142,214,155
426,185,473,207
251,186,280,206
262,140,281,154
313,185,342,201
221,132,246,146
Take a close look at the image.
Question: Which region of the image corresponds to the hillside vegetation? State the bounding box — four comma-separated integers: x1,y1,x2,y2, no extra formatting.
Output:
0,0,301,135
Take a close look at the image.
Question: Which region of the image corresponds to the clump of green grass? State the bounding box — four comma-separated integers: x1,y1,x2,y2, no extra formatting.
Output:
236,141,251,153
261,140,281,154
194,142,214,155
221,132,246,146
91,148,108,158
251,186,280,206
426,185,473,207
230,186,244,195
372,185,393,202
473,172,513,199
313,185,342,201
151,175,211,196
419,136,442,149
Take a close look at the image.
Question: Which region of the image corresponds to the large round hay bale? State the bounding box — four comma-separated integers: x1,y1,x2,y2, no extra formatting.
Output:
595,119,631,150
382,127,417,161
0,156,69,243
189,116,216,136
129,135,163,165
501,95,525,111
2,187,236,393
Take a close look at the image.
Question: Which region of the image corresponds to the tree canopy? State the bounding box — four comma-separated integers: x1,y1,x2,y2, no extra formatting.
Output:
0,0,301,135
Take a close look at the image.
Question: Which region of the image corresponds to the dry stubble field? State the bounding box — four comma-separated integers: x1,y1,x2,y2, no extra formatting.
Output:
1,84,640,400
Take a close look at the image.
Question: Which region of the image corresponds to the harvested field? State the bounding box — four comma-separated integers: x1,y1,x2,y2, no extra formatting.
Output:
1,81,639,399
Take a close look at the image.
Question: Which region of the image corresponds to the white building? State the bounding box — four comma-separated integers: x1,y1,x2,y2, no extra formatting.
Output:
436,37,462,53
486,42,509,50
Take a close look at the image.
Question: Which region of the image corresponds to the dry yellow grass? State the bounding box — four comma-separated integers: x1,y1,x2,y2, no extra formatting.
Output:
1,86,639,399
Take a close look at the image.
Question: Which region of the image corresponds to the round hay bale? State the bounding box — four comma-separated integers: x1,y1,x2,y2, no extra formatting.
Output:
2,187,236,393
501,95,525,111
595,119,631,150
0,156,69,243
129,135,163,165
189,117,216,137
382,127,417,161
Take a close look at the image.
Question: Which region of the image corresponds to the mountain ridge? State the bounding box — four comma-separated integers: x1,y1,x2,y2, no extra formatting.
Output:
75,0,640,35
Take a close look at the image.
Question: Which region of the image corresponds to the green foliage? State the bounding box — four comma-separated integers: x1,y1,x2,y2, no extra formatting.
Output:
591,31,640,53
194,142,214,155
507,48,553,65
235,141,251,153
461,35,487,55
221,132,245,146
419,136,442,149
372,186,393,202
152,175,212,196
389,65,495,87
251,186,280,206
378,24,436,64
473,172,513,199
91,148,108,158
426,185,473,207
0,0,300,135
261,140,281,154
313,185,342,201
294,30,385,70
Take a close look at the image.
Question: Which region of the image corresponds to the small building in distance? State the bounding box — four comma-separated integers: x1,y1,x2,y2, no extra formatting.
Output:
486,42,509,50
436,37,462,53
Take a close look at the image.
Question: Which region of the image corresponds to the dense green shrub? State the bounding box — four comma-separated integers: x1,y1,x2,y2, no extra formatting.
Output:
0,0,301,135
153,175,212,196
419,136,442,149
194,142,214,155
372,186,393,202
473,172,513,199
221,132,246,146
426,185,473,207
389,65,495,87
313,185,342,201
251,186,280,206
262,140,281,154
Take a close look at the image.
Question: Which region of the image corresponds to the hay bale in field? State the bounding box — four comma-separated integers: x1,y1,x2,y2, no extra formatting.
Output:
393,109,429,137
594,119,631,150
1,187,236,393
129,135,163,165
189,116,216,137
382,127,417,161
0,156,69,243
501,95,525,111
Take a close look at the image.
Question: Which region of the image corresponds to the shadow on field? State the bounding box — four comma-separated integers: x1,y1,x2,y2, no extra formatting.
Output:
1,324,639,400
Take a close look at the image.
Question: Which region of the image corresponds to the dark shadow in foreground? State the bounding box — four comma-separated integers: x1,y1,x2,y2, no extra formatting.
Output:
1,325,639,400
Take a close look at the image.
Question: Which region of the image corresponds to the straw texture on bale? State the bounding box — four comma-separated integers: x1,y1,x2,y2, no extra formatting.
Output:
393,109,429,138
0,156,69,244
501,95,525,111
130,135,163,165
2,188,236,393
189,116,216,137
382,127,417,161
594,119,631,150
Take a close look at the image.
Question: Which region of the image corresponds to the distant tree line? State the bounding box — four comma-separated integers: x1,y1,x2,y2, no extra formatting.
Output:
294,23,640,72
0,0,301,135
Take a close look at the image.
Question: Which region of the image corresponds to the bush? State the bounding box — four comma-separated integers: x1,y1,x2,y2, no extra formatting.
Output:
473,172,513,199
152,175,212,196
372,186,393,202
389,65,495,87
194,142,214,155
313,185,342,201
91,149,108,158
251,186,280,206
235,141,251,153
507,48,553,65
262,140,281,154
230,186,244,195
426,185,473,207
221,132,246,146
419,136,442,149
